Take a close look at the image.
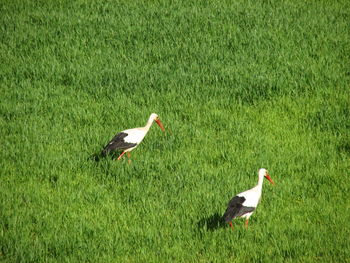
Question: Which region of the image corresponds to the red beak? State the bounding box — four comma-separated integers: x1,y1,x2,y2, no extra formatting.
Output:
155,119,165,132
265,174,275,185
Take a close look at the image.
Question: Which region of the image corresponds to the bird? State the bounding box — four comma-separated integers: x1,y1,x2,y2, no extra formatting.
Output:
223,168,275,230
101,113,165,161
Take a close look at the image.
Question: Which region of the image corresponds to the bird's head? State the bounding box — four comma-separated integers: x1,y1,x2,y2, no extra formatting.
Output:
150,113,165,132
259,168,275,185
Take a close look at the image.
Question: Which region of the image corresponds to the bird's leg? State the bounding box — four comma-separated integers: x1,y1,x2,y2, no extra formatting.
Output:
245,219,249,229
117,151,126,160
127,152,131,164
229,221,234,231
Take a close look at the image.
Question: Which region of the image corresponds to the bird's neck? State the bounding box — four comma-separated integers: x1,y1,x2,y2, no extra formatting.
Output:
144,117,154,131
256,175,264,190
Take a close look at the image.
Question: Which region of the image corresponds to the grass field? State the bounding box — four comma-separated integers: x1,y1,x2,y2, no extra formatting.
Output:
1,0,350,262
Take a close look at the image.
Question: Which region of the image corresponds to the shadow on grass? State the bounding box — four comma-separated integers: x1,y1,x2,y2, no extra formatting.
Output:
197,212,227,231
87,150,120,162
88,152,103,162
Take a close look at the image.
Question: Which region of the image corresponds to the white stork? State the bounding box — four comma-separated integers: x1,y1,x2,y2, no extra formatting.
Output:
101,113,165,161
223,168,274,230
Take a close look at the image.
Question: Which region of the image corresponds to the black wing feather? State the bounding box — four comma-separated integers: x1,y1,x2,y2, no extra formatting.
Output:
223,196,256,223
101,132,137,156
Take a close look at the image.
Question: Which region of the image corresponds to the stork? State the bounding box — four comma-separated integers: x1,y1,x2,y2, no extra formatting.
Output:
101,113,165,161
223,168,275,230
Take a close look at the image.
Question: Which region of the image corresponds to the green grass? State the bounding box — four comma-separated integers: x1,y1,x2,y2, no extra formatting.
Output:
1,0,350,262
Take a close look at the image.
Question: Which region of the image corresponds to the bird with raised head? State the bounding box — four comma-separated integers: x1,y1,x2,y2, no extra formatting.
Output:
223,168,275,230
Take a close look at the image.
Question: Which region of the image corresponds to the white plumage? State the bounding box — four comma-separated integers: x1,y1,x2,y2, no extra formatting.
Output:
102,113,165,161
223,168,275,230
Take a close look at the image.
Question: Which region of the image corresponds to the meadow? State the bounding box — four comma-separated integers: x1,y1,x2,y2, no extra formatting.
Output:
1,0,349,262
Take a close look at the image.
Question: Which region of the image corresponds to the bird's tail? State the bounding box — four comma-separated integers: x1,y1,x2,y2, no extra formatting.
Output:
223,211,233,223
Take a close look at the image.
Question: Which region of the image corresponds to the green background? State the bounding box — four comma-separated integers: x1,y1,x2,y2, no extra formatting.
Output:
1,0,349,262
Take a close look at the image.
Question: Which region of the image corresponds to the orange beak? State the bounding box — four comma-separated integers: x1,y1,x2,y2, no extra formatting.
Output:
265,174,275,185
155,119,165,132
